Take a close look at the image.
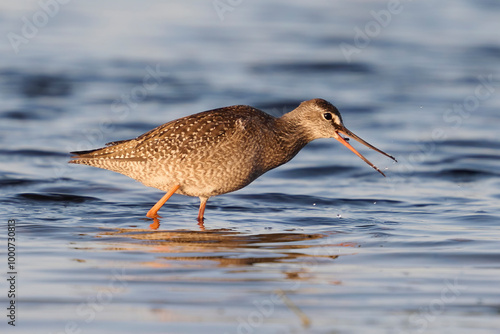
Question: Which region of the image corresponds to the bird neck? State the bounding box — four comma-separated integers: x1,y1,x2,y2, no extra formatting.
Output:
276,108,317,143
261,111,312,171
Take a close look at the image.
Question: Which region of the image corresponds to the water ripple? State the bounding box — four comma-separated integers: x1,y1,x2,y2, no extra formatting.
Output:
17,192,100,203
250,61,373,74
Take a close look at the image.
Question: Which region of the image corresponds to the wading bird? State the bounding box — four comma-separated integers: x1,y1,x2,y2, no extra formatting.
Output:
70,98,396,223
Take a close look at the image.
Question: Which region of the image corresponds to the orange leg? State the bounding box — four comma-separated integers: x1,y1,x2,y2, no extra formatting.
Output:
197,197,208,223
146,185,180,218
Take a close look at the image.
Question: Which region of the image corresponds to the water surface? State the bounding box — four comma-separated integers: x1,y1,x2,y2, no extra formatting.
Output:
1,1,499,333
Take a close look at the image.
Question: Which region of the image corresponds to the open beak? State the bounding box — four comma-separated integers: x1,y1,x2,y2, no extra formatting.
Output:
333,126,397,177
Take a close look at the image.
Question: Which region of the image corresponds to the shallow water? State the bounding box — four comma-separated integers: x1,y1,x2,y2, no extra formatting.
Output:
1,1,500,333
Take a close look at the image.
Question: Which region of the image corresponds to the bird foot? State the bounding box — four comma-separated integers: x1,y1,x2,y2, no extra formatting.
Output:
197,217,205,231
149,217,160,230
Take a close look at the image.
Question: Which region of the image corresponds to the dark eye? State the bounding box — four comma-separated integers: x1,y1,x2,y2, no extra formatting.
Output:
323,112,332,120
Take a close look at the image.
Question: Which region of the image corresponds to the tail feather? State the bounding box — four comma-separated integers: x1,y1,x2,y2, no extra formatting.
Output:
70,148,102,157
69,147,107,165
69,146,111,160
69,138,138,164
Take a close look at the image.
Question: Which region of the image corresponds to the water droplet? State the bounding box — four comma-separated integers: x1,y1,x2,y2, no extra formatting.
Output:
312,203,316,206
373,201,377,204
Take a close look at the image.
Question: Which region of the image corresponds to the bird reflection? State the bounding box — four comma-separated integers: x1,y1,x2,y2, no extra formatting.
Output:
149,216,205,231
100,226,358,271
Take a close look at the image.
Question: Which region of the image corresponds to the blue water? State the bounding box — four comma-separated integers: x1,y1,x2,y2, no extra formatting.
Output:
1,1,500,333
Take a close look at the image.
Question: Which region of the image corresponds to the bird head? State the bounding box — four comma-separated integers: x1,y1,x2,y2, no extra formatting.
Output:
296,98,397,176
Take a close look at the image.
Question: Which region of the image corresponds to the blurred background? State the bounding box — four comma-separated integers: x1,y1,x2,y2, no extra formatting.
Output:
1,1,499,333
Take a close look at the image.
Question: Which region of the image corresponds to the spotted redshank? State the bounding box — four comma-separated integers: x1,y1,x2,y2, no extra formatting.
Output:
69,98,396,223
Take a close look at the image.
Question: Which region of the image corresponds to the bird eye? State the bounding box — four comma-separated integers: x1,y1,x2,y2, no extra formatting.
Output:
323,112,332,120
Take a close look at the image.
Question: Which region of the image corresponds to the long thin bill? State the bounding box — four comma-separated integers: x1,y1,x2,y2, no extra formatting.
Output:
340,128,397,162
334,133,387,176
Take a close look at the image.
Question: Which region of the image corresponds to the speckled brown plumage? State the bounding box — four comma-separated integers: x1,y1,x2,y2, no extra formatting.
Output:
69,98,396,223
